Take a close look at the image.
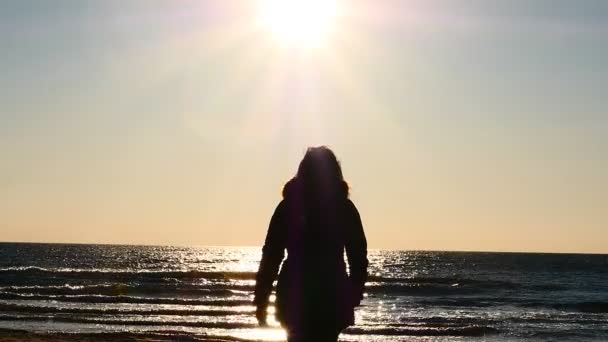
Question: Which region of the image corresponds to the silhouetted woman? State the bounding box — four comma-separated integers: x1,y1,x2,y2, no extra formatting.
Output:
254,146,368,342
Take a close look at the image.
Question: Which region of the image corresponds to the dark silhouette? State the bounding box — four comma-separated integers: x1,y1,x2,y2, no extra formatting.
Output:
254,146,368,342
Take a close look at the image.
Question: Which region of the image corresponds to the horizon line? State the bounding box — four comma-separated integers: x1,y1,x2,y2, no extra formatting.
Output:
0,240,606,256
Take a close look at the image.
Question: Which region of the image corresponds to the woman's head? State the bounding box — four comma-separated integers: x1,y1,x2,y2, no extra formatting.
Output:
284,146,349,199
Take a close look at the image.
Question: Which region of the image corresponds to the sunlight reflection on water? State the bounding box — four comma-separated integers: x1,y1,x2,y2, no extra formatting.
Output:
230,327,287,341
1,245,606,341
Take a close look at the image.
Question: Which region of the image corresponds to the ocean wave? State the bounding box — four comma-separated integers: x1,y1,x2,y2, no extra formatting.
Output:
413,296,608,314
528,283,569,291
368,275,517,287
400,314,608,327
0,303,253,317
2,282,488,298
572,301,608,313
0,267,257,281
400,316,495,326
0,283,251,297
4,267,567,300
1,281,593,305
0,268,521,289
0,292,252,306
523,301,608,313
529,329,608,339
345,325,499,337
0,315,257,329
0,282,517,300
0,330,255,342
415,298,497,308
366,283,481,296
0,314,499,337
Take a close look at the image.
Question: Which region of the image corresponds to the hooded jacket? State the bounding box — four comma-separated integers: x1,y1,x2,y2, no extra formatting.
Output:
254,178,368,331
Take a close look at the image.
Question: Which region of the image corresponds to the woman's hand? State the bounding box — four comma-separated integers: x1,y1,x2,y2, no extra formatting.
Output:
351,290,362,307
348,279,364,308
256,306,268,327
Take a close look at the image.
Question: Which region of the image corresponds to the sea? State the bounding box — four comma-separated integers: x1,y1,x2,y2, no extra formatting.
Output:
0,243,606,341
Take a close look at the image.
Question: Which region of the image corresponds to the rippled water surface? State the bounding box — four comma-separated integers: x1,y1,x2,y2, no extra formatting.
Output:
0,243,607,341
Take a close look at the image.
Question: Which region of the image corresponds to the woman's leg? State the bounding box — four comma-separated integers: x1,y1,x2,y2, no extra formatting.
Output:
286,331,303,342
288,329,340,342
321,329,340,342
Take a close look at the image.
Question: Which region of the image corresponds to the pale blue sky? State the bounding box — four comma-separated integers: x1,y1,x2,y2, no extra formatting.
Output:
1,0,606,252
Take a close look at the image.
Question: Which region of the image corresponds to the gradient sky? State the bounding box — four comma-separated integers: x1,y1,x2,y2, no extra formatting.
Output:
1,0,606,253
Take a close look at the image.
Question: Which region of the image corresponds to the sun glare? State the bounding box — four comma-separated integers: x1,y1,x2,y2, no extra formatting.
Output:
259,0,338,47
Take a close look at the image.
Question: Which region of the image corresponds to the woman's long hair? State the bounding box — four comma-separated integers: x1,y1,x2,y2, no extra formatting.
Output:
283,146,349,201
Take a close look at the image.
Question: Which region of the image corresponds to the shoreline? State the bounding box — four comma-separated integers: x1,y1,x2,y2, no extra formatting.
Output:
0,329,250,342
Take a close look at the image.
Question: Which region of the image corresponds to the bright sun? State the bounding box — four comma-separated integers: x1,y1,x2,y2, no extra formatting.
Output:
259,0,338,47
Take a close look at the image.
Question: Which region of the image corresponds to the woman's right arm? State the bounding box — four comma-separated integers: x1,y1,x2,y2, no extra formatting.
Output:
345,200,368,306
253,201,287,322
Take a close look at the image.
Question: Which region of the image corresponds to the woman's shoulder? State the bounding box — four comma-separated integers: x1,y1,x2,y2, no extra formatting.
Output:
343,196,356,207
343,198,360,216
274,198,287,212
